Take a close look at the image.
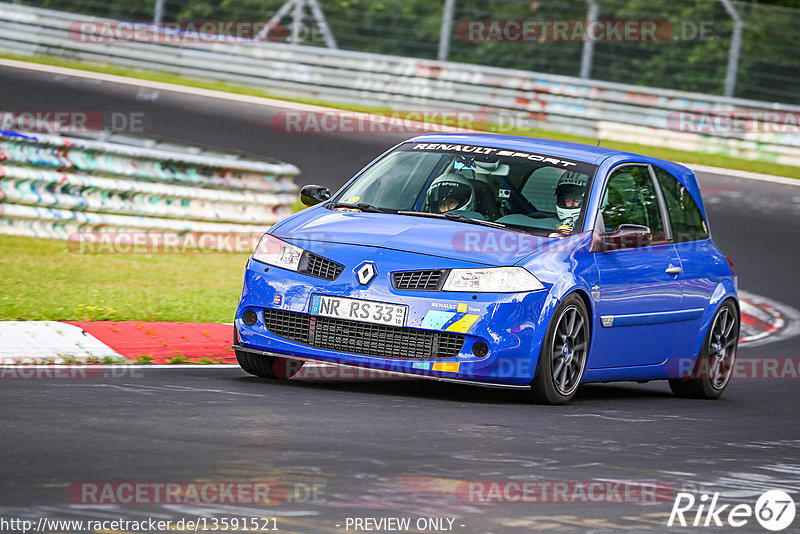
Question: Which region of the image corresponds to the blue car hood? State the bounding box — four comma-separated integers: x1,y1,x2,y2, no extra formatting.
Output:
271,207,558,266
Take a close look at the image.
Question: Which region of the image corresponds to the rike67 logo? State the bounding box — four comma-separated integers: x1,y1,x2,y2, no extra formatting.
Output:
668,490,796,531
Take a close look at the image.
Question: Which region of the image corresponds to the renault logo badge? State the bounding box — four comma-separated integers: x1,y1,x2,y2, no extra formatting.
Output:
356,262,376,285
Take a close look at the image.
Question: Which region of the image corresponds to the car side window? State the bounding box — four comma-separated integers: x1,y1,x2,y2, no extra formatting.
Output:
600,165,666,241
653,167,710,242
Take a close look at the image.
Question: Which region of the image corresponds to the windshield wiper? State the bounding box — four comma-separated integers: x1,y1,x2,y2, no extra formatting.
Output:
396,210,509,230
327,202,394,214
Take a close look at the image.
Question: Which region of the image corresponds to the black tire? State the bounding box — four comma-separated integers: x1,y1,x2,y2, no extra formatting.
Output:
669,299,738,399
528,294,590,405
234,327,304,379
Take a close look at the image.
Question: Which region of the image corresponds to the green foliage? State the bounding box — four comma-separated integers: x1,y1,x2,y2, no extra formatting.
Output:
20,0,800,102
168,352,192,364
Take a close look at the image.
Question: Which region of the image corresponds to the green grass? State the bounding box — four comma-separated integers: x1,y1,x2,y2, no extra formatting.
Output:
4,52,799,180
167,352,192,364
0,235,249,322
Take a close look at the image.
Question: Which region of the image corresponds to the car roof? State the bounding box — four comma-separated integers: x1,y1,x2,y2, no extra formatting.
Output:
408,133,661,167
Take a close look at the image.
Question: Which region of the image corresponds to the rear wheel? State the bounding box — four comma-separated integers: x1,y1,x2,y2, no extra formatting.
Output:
669,299,738,399
234,327,304,379
528,294,590,405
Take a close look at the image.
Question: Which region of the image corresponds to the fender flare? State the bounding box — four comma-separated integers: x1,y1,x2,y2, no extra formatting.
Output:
690,280,739,359
528,279,594,381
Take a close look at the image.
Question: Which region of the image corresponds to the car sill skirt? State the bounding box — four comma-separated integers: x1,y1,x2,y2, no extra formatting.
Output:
232,344,531,390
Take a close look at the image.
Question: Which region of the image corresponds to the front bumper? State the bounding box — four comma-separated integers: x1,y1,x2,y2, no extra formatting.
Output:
232,345,532,390
235,247,550,386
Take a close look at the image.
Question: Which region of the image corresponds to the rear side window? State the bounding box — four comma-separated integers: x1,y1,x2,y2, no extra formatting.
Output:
653,167,710,242
600,165,666,242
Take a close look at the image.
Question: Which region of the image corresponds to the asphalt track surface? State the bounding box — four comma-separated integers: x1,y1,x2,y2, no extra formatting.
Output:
2,65,800,533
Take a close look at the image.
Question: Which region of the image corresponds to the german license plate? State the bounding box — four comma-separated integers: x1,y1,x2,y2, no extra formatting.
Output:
311,295,407,327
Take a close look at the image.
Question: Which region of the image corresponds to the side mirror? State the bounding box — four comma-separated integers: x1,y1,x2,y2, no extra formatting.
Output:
596,224,652,252
300,185,331,206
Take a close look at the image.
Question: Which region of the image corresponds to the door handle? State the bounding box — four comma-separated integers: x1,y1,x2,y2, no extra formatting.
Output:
666,265,682,275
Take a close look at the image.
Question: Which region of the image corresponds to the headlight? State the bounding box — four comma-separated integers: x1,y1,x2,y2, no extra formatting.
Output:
442,267,544,293
251,233,304,271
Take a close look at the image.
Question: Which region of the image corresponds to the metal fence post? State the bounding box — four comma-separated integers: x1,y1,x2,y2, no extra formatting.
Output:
258,0,337,48
291,0,303,43
154,0,164,24
580,0,598,79
438,0,456,62
307,0,338,49
719,0,743,97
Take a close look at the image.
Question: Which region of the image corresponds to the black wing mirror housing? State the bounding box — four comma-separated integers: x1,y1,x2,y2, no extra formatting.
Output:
593,224,652,252
300,185,331,206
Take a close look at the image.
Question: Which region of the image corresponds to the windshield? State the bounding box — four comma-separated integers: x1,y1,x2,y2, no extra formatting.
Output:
333,142,598,234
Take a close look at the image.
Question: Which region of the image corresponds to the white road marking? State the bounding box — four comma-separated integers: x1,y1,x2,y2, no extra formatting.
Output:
684,163,800,187
0,321,122,362
739,290,800,347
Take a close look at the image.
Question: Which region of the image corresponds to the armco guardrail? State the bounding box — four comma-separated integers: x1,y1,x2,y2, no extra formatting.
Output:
1,3,800,167
0,129,298,245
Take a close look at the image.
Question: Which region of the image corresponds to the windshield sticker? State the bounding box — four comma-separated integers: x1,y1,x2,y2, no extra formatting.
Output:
410,143,584,169
421,310,456,330
453,157,477,171
412,143,499,154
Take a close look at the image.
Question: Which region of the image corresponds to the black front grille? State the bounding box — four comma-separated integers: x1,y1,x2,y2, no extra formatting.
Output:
298,252,344,281
392,270,448,291
263,308,464,359
264,308,311,344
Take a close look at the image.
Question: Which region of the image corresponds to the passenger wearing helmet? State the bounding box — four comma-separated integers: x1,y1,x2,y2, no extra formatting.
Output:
555,172,588,230
426,172,476,213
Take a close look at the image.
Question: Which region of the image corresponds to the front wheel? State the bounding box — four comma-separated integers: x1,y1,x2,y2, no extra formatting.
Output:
234,328,304,379
669,299,738,399
528,294,590,405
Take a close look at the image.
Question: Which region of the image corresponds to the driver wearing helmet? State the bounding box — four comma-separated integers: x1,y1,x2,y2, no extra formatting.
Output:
555,172,587,231
426,172,476,213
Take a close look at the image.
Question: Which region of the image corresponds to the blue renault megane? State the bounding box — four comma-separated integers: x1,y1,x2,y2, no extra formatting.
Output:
233,134,738,404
